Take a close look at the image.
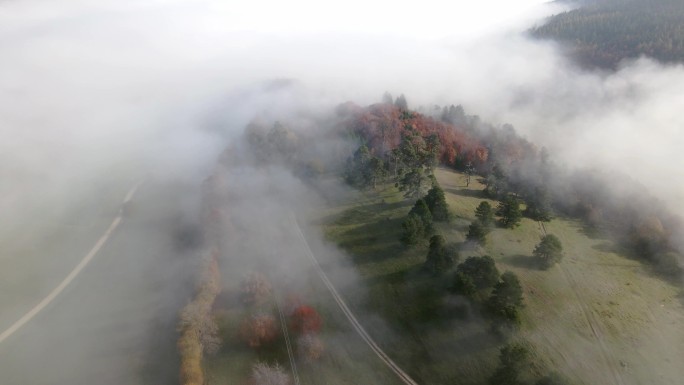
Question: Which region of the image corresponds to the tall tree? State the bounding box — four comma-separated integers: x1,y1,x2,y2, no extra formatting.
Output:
533,234,563,268
424,234,454,275
401,199,433,245
496,195,522,228
467,221,488,246
401,214,424,245
524,186,552,222
394,132,432,197
475,201,495,227
382,91,393,104
424,182,450,222
488,271,524,311
485,164,508,198
395,94,408,110
489,343,530,385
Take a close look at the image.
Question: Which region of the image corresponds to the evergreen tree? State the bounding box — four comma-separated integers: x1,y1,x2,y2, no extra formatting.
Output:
453,271,477,296
424,182,450,222
401,214,424,245
409,199,432,227
455,256,500,290
382,91,393,105
345,144,387,190
496,195,522,228
486,272,525,335
488,271,524,311
395,94,408,110
467,221,488,246
401,199,433,245
533,234,563,268
475,201,495,227
485,164,508,198
424,235,454,275
489,343,530,385
524,186,552,221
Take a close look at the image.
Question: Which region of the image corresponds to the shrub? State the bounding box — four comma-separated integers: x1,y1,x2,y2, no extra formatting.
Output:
533,234,563,269
250,362,290,385
297,333,325,362
289,305,322,335
240,313,279,348
240,272,273,305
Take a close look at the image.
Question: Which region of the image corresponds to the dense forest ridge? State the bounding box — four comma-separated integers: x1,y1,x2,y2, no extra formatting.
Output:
530,0,684,69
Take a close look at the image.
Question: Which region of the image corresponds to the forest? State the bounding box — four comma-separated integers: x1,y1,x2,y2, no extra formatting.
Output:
530,0,684,69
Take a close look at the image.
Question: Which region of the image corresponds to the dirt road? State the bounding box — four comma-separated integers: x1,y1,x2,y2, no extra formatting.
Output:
292,215,419,385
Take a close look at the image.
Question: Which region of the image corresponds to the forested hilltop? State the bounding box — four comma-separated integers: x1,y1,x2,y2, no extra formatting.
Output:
530,0,684,69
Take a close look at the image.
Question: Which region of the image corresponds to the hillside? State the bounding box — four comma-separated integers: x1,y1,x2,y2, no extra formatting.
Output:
530,0,684,69
320,167,684,385
180,97,683,385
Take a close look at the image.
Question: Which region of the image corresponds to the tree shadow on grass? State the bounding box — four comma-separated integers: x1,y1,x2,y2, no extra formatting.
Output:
501,254,540,270
316,199,412,226
592,241,620,253
445,187,486,199
435,329,500,358
363,266,459,329
336,217,408,264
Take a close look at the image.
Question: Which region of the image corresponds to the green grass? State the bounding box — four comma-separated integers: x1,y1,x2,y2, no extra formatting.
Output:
319,180,503,385
319,168,684,385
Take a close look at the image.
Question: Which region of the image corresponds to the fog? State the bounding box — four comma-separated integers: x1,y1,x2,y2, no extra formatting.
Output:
1,0,684,384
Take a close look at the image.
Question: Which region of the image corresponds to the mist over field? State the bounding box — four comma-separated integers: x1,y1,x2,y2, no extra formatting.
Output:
1,0,683,384
3,0,683,212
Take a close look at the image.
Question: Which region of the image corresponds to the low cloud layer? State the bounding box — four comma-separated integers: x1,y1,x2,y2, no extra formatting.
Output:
3,0,682,213
1,1,684,383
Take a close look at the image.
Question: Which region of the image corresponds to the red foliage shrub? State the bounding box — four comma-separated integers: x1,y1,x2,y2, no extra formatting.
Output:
289,305,322,335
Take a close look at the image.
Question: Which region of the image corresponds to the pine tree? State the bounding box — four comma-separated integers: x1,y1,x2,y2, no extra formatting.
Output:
425,235,454,274
475,201,495,227
424,183,450,222
496,195,522,228
467,221,488,246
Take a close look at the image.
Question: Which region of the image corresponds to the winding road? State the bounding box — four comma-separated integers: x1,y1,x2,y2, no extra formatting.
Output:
292,215,420,385
0,181,144,345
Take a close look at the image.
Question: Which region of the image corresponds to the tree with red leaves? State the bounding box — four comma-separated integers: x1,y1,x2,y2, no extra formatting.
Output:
289,305,322,335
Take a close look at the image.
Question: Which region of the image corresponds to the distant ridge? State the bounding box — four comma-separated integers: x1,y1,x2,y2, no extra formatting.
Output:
530,0,684,69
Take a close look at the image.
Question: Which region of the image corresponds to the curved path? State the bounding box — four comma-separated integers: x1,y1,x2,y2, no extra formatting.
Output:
292,215,419,385
0,181,144,345
274,289,301,385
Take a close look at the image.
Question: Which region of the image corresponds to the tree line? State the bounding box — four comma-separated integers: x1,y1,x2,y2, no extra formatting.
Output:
530,0,684,69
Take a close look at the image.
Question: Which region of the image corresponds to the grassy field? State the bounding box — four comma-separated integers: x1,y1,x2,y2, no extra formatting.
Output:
318,167,684,385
